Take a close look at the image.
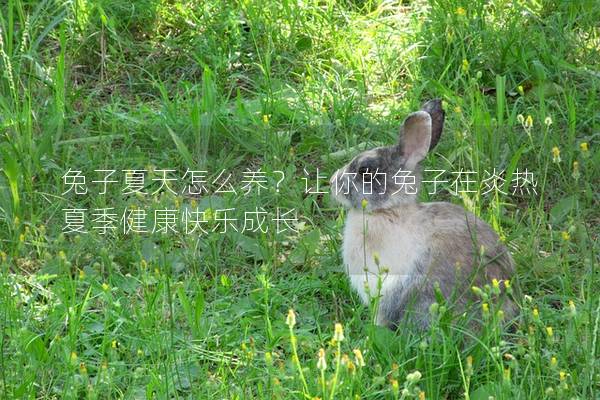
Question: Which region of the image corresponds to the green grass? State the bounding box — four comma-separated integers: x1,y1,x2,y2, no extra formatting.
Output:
0,0,599,398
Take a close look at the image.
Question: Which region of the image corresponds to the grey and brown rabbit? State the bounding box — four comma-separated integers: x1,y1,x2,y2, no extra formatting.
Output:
330,100,516,329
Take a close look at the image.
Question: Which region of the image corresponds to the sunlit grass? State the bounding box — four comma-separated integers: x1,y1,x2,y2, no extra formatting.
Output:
0,0,598,398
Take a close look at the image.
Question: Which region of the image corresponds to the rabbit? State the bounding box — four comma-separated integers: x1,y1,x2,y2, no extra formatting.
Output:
329,99,517,330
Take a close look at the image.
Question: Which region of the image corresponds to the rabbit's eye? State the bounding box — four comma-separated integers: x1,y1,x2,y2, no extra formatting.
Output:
358,166,370,176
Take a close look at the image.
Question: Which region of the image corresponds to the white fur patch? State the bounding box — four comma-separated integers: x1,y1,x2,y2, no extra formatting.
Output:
342,207,426,306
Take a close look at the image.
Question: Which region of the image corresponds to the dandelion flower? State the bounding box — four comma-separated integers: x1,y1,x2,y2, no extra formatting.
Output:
551,146,561,163
580,142,589,152
568,300,577,317
497,310,505,320
504,279,512,295
455,7,466,16
353,349,365,367
461,59,470,73
561,231,570,241
317,348,327,371
572,161,580,180
525,115,533,128
333,323,345,342
406,370,422,384
482,302,489,314
492,278,500,294
373,252,380,266
286,309,296,328
546,326,554,337
559,371,567,381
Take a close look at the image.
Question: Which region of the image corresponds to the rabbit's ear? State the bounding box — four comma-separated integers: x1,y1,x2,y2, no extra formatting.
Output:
420,99,445,151
399,111,432,165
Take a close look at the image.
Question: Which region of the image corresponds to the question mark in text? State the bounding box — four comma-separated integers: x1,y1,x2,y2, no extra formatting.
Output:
274,171,285,192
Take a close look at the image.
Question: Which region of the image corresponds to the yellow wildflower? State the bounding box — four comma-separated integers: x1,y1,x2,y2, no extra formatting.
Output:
333,323,345,342
317,348,327,371
353,349,365,367
572,161,580,180
552,146,561,163
373,252,380,266
568,300,577,317
461,59,470,73
525,115,533,128
286,309,296,328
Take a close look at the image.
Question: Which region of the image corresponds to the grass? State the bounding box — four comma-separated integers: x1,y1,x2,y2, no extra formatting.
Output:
0,0,599,398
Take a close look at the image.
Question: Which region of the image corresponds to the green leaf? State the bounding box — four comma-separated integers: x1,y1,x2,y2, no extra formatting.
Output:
470,383,501,400
549,195,577,224
289,228,321,265
22,330,48,362
231,232,266,260
0,144,20,215
166,124,195,168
